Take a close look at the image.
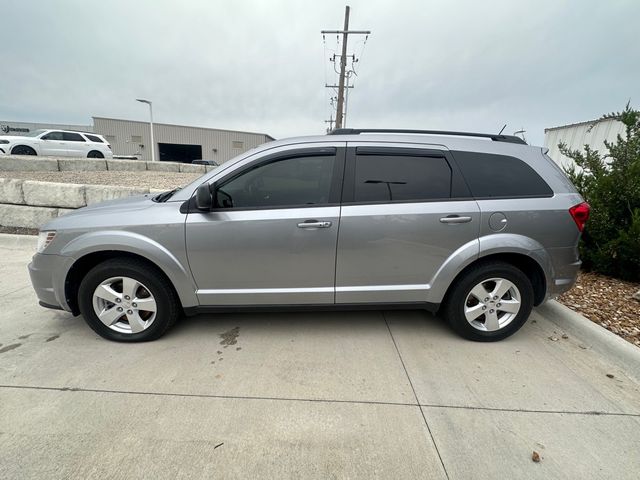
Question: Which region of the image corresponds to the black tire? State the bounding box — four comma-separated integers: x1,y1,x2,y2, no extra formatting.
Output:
78,258,180,342
443,261,534,342
11,145,37,155
88,150,104,158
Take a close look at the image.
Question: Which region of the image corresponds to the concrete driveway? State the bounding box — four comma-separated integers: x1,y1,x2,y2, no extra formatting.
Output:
1,234,639,479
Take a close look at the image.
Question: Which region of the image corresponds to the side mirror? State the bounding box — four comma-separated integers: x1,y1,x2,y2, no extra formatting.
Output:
194,183,213,211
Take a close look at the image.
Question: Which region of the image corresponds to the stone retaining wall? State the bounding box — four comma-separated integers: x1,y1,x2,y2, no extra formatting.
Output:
0,178,166,229
0,155,216,173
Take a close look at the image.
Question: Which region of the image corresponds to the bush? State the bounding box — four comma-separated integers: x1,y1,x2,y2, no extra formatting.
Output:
560,103,640,282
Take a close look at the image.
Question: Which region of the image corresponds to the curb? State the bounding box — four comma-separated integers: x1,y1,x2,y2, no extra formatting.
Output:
0,232,38,250
538,300,640,381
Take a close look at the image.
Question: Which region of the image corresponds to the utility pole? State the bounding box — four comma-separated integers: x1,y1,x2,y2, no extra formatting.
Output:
324,115,334,133
322,6,370,130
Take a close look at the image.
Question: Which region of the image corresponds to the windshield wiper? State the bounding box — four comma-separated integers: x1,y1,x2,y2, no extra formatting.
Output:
153,188,180,203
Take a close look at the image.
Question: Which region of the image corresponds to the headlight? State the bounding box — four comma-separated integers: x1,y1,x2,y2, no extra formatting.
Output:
37,231,56,253
0,140,9,144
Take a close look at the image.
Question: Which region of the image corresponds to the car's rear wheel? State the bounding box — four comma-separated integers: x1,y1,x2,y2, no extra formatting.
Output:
88,150,104,158
12,145,37,155
443,261,534,341
78,259,180,342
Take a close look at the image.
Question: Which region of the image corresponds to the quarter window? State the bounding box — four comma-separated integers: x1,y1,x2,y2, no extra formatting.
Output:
353,154,452,202
62,132,86,142
453,151,553,198
215,155,336,209
85,134,104,143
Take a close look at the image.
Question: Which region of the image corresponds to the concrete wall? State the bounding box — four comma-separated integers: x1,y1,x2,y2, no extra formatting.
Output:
0,178,166,229
0,156,215,229
0,155,213,173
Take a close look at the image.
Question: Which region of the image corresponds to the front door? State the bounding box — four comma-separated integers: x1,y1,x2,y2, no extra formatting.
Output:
186,146,345,305
335,144,480,304
40,131,68,156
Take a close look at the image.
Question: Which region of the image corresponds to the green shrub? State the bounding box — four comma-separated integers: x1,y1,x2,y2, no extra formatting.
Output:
560,103,640,282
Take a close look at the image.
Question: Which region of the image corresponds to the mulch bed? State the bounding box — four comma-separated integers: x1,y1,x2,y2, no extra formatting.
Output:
559,272,640,347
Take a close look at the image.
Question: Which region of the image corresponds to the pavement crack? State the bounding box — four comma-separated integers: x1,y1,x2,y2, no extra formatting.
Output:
383,312,450,480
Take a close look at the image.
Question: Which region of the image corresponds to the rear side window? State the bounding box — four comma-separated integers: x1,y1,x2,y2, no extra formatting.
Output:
62,132,86,142
85,134,104,143
453,151,553,198
353,154,451,202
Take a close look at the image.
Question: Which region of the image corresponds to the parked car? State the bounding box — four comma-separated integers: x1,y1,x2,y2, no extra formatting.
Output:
192,159,218,166
0,129,113,158
28,128,589,342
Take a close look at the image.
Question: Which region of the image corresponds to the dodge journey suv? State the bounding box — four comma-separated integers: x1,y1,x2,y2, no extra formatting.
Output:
28,128,589,342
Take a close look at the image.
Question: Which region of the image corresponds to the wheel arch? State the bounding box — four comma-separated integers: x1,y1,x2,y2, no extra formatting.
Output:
60,231,198,315
429,234,551,307
11,144,38,155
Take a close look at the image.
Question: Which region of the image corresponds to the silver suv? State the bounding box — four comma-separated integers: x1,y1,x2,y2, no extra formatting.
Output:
28,129,589,342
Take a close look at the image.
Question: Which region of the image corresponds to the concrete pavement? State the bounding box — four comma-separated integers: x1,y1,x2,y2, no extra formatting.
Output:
1,234,639,479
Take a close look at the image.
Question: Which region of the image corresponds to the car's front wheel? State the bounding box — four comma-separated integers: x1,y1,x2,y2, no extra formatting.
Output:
11,145,37,155
78,259,180,342
443,261,534,341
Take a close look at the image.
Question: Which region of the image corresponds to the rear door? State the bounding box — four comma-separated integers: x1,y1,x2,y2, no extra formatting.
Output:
62,132,90,157
186,144,345,306
335,143,480,304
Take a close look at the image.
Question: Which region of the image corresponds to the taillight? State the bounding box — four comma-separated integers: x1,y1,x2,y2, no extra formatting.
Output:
107,144,112,150
569,202,590,232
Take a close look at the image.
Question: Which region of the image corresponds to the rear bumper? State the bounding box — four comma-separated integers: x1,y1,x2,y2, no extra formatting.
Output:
546,245,582,299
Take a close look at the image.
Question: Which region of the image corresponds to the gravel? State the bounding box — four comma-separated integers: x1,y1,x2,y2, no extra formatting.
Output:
3,171,202,190
559,272,640,348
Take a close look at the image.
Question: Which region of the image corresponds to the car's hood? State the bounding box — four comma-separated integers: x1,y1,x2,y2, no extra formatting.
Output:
41,194,161,230
0,135,34,142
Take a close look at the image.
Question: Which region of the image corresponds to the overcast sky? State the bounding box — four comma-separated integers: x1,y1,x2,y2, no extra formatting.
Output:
1,0,638,145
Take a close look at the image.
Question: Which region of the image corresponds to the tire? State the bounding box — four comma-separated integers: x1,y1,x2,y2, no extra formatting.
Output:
11,145,37,155
88,150,104,158
443,261,534,342
78,258,180,342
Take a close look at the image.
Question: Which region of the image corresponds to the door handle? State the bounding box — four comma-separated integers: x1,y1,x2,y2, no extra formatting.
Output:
297,220,332,229
439,215,472,224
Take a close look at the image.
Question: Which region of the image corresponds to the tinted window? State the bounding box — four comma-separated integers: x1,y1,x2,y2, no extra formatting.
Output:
216,155,335,209
63,132,85,142
353,155,451,202
42,131,64,141
85,134,104,143
453,151,553,198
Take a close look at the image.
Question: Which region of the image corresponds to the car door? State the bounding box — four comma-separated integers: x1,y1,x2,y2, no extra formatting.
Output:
185,144,345,306
62,132,90,157
39,131,67,156
335,143,480,304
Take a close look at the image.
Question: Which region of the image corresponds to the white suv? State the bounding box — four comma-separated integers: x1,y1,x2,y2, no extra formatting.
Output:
0,129,113,158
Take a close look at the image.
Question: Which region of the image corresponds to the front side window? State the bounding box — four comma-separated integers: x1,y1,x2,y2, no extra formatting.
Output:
42,131,64,141
62,132,86,142
215,154,336,209
353,154,452,202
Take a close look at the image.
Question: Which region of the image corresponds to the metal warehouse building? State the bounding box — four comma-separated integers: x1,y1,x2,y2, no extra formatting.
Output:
544,117,625,170
1,117,274,163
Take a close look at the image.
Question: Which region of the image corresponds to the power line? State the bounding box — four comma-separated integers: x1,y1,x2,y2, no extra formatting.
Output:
321,5,371,130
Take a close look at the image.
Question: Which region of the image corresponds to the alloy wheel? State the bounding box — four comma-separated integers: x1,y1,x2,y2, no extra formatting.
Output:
92,276,157,334
464,277,521,332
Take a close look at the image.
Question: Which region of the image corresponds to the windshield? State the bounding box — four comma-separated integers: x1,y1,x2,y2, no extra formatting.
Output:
22,129,47,137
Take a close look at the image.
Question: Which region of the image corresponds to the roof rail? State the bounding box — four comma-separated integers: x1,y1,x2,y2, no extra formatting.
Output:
328,128,527,145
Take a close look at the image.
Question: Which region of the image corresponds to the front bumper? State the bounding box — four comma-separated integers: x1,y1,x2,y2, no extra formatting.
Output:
28,253,70,312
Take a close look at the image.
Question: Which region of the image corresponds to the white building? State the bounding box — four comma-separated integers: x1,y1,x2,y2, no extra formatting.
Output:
544,117,626,170
0,117,274,163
